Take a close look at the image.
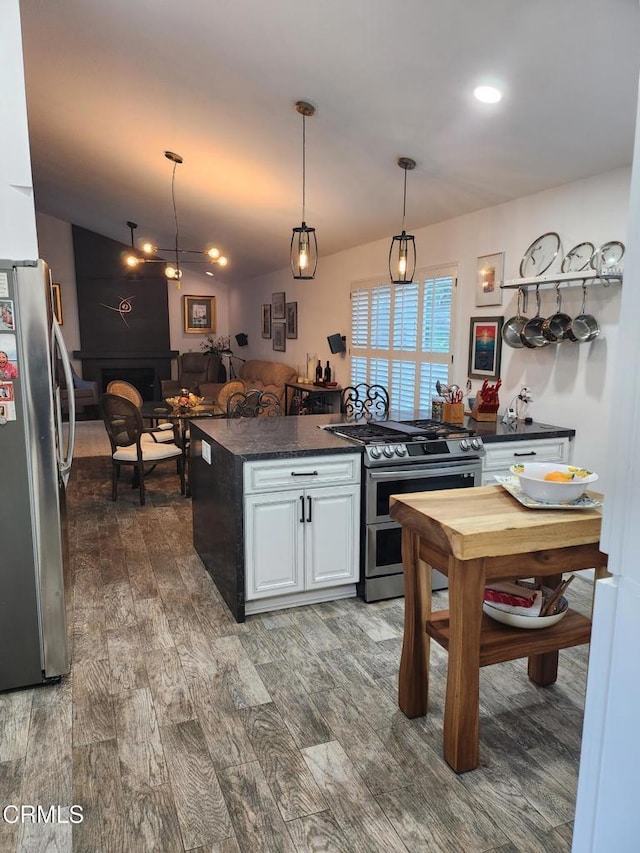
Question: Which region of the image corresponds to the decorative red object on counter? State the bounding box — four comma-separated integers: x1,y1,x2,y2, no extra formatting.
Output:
470,378,502,421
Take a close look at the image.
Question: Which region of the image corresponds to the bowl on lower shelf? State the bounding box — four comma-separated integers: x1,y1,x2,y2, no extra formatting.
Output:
510,462,598,503
483,582,569,629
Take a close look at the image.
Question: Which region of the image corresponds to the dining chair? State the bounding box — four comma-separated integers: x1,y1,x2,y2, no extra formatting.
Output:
100,393,184,505
341,383,390,418
106,379,176,442
226,389,282,418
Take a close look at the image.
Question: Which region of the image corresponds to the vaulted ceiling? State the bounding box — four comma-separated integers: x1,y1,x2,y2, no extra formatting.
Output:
19,0,640,283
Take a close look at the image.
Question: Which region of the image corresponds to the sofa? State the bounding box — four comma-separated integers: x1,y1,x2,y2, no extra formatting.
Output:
200,359,296,408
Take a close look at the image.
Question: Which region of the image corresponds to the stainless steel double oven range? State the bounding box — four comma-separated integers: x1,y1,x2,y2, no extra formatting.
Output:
325,419,484,602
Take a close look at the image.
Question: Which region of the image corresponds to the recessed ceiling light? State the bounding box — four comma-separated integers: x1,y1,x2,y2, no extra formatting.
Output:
474,85,502,104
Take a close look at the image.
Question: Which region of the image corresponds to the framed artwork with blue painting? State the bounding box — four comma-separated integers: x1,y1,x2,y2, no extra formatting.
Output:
468,316,503,379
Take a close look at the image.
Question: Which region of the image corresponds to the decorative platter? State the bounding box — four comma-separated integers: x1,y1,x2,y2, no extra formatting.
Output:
495,475,602,510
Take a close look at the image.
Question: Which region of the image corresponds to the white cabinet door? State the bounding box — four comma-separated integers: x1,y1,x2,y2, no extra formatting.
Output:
305,485,360,589
245,491,304,600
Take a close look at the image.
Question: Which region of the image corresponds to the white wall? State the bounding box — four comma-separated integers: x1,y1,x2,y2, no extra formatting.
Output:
35,212,81,368
0,0,38,259
572,86,640,853
33,213,231,380
233,167,630,493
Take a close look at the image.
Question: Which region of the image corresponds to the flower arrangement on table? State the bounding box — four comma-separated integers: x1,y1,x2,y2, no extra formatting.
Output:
165,388,205,411
200,335,231,355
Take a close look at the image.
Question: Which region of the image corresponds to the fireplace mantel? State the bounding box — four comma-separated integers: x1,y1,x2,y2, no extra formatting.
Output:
74,351,179,359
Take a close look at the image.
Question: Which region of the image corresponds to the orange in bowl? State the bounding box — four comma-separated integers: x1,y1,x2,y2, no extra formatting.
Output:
510,463,598,503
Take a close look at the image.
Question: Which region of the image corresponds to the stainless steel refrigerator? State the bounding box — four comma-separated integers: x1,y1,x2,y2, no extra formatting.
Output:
0,259,75,691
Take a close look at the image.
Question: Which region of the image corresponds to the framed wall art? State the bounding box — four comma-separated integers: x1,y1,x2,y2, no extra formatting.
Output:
183,295,216,334
285,301,298,339
272,321,286,352
475,252,504,307
272,291,286,320
261,303,272,338
51,283,63,325
468,316,503,379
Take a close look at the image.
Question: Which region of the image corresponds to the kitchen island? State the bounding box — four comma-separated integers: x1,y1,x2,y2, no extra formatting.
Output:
190,412,576,621
190,414,361,621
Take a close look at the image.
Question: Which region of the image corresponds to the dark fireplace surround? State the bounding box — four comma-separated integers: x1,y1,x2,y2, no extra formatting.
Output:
72,225,178,399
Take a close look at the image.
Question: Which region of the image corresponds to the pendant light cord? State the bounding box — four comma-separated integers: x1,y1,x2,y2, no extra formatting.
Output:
401,166,407,233
171,159,180,274
301,113,306,223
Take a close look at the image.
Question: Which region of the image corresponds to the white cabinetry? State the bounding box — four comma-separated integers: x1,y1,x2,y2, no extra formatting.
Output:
243,454,361,614
482,437,572,486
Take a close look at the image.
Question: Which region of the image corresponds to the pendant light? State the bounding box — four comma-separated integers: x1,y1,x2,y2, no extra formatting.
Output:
389,157,416,284
290,101,318,279
125,151,228,288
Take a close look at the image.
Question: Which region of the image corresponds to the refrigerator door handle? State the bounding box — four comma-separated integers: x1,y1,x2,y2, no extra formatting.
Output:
52,319,75,485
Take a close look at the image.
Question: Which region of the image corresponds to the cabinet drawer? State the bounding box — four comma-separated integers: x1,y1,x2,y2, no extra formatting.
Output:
244,454,361,494
483,439,569,472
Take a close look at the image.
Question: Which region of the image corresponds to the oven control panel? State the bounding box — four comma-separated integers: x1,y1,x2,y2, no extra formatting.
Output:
364,437,484,466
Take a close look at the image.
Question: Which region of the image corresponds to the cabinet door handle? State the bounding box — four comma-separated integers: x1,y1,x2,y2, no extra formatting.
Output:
307,495,312,522
514,451,537,457
299,495,305,523
291,471,318,477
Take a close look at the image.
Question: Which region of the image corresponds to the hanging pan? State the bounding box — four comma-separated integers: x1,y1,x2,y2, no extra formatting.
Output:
502,288,529,348
567,283,600,343
520,286,550,348
542,283,572,343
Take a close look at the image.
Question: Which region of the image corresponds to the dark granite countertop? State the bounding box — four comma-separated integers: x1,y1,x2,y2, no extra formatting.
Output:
191,413,362,460
464,417,575,443
191,411,575,460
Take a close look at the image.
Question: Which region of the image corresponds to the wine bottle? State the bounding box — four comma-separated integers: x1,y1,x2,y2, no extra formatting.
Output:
324,361,331,383
315,360,323,382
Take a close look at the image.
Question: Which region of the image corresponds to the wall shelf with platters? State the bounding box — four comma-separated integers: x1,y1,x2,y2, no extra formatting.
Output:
500,269,623,290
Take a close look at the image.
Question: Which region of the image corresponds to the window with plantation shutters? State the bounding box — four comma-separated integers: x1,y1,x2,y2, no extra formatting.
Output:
350,266,456,415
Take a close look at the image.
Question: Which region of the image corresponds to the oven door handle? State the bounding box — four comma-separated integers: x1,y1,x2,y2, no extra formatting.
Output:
367,462,480,481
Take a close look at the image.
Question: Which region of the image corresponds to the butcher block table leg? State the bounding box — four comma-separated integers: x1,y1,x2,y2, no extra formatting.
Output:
527,572,562,686
443,556,485,773
398,528,431,718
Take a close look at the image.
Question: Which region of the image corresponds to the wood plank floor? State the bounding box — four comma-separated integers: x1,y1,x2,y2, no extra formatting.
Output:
0,440,593,852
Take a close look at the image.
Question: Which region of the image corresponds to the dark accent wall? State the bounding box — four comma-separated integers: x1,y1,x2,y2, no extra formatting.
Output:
72,225,177,396
73,224,171,352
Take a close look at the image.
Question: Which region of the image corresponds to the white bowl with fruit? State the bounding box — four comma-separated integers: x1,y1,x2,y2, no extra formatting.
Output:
509,463,598,504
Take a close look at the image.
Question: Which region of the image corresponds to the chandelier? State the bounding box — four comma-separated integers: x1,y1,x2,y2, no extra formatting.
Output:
290,101,318,279
125,151,228,287
389,156,416,284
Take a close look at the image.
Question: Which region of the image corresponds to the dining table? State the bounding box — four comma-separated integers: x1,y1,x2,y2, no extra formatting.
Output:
389,483,609,773
140,400,225,496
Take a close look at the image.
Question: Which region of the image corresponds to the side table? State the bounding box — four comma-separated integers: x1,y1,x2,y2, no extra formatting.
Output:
284,382,342,416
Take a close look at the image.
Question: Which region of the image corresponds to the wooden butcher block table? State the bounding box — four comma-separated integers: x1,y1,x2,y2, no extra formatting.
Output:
389,484,608,773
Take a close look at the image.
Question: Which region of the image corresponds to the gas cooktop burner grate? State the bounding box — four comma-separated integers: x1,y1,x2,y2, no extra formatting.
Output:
327,419,475,445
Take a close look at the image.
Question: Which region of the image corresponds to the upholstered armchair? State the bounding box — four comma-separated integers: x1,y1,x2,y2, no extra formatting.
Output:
58,360,99,418
161,352,226,398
